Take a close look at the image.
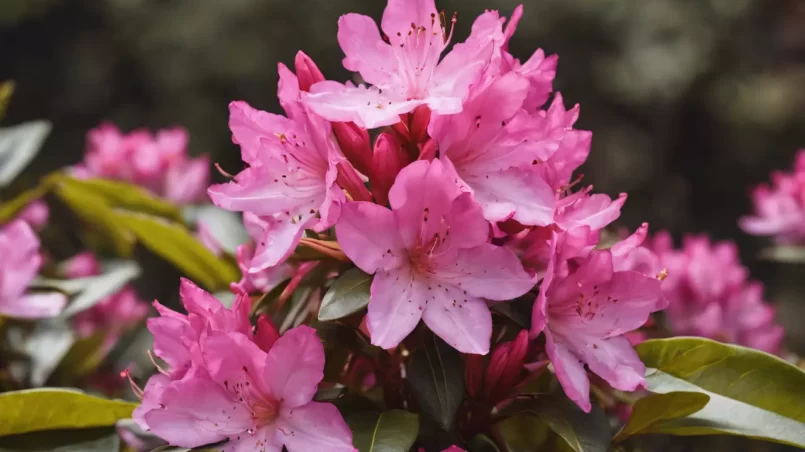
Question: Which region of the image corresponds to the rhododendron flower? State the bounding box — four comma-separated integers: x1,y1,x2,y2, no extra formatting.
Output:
208,65,345,271
0,220,66,318
78,123,210,204
740,149,805,244
230,213,293,295
16,200,49,230
135,280,353,451
532,226,666,412
303,0,498,128
648,232,784,354
336,159,534,354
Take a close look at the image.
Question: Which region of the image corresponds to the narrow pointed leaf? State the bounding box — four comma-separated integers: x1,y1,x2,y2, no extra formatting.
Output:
406,334,465,431
347,410,419,452
614,392,710,441
319,267,372,321
0,120,50,187
61,177,182,222
59,261,141,317
637,337,805,447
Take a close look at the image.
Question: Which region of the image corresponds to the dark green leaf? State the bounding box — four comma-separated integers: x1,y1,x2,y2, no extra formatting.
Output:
406,334,465,431
636,337,805,447
467,434,501,452
0,389,138,435
114,210,239,291
497,394,611,452
0,427,119,452
314,386,347,402
490,295,533,329
614,392,710,441
348,410,420,452
319,267,372,321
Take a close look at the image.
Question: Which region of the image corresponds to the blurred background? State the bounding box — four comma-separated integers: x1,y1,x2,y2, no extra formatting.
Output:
1,0,805,351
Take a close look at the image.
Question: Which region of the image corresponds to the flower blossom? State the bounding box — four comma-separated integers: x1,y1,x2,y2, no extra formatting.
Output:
531,224,666,412
230,213,293,295
303,0,499,128
0,220,67,318
208,64,345,272
649,232,784,354
740,149,805,244
134,279,354,451
78,123,210,204
336,159,534,354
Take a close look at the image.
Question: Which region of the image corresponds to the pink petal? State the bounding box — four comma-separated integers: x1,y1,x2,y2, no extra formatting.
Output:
466,166,554,225
229,101,295,165
222,425,279,452
544,329,592,413
201,330,269,396
147,315,193,375
255,315,281,353
441,192,490,250
561,332,646,393
248,215,308,271
557,193,626,231
380,0,439,44
367,267,425,349
304,81,421,129
432,243,534,301
336,201,406,273
530,231,558,336
180,278,224,316
275,401,354,452
422,287,492,354
0,292,67,319
264,325,325,408
0,220,42,300
338,14,397,86
164,156,210,204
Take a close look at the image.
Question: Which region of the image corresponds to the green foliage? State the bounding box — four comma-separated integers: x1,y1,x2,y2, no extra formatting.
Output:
347,410,420,452
636,337,805,447
498,394,611,452
318,267,372,321
614,391,710,441
0,389,137,435
0,427,119,452
406,334,465,431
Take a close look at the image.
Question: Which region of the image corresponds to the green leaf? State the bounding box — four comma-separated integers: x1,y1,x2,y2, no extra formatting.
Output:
497,394,611,452
467,434,501,452
0,389,138,435
636,337,805,447
314,386,348,402
319,267,372,321
62,177,182,222
114,210,239,291
0,427,119,451
614,392,710,441
58,261,141,317
347,410,420,452
0,120,50,187
406,334,464,431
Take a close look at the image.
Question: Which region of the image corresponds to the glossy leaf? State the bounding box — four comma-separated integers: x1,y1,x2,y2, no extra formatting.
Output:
347,410,419,452
0,120,51,187
497,394,611,452
0,389,138,435
637,337,805,447
406,334,465,431
614,392,710,441
113,210,239,291
318,267,372,321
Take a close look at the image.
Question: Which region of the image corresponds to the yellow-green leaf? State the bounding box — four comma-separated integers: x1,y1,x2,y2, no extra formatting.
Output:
0,81,13,119
114,210,239,291
637,337,805,448
61,177,181,222
614,392,710,441
0,389,138,435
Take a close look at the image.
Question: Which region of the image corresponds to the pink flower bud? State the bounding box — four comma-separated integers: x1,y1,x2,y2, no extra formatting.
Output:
255,314,280,352
409,105,431,143
61,251,101,279
332,121,372,175
370,132,407,206
294,51,325,92
336,161,373,202
483,330,529,403
17,200,49,230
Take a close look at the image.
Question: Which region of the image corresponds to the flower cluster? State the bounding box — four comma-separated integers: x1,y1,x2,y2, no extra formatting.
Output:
648,232,784,355
76,123,210,205
133,279,354,452
207,0,667,413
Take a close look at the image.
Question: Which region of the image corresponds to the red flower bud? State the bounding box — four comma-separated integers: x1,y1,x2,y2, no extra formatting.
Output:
465,354,484,399
370,132,407,206
294,51,325,92
332,122,372,175
418,138,438,161
409,105,431,143
336,161,373,202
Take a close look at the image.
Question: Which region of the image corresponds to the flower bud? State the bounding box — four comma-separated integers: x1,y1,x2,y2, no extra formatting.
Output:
418,138,438,161
370,132,407,206
336,161,372,202
465,353,484,399
332,121,372,175
294,51,325,92
483,330,529,403
409,105,431,143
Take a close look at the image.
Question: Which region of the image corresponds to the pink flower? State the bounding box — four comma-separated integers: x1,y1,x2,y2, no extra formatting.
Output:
531,226,666,412
16,200,49,230
230,213,294,295
303,0,498,128
741,149,805,244
0,220,66,318
134,281,354,451
336,159,534,354
648,232,784,355
61,251,101,278
81,123,210,205
208,65,345,272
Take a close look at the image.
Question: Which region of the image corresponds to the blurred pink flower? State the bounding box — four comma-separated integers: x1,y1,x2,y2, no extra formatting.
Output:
648,232,784,355
336,159,534,354
0,220,66,318
79,123,210,205
16,200,49,230
741,149,805,244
